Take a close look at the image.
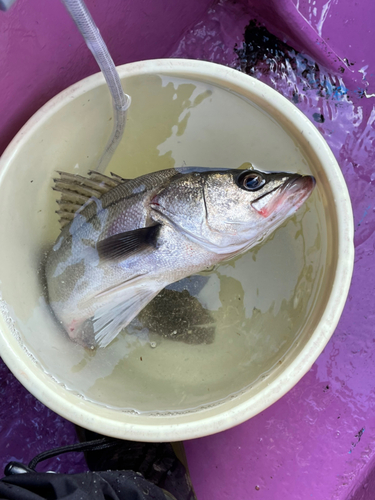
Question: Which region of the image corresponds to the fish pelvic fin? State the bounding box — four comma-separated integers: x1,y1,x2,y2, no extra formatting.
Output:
93,283,162,347
52,170,128,230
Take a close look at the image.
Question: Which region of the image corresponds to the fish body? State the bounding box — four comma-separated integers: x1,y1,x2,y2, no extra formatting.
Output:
46,167,315,348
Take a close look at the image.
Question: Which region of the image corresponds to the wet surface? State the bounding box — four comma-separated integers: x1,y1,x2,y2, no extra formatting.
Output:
0,360,87,474
0,0,374,498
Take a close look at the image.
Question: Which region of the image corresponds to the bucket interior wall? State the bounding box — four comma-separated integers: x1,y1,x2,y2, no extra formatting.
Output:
0,70,333,415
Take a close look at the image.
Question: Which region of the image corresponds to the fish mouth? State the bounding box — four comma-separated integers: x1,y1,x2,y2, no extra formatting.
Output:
251,175,316,218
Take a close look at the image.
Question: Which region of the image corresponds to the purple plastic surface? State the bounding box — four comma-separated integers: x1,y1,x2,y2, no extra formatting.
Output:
0,0,212,158
0,0,375,498
0,361,87,473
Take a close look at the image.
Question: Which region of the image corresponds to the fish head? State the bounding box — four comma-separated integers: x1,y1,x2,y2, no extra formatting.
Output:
150,167,315,256
205,168,315,253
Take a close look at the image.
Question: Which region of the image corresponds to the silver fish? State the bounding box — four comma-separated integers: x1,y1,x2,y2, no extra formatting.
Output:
46,167,315,348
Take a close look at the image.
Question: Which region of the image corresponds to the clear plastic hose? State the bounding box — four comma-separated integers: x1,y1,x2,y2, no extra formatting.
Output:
61,0,131,173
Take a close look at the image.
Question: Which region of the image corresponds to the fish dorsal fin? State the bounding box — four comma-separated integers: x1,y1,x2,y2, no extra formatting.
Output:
53,170,128,229
58,168,180,236
109,172,129,182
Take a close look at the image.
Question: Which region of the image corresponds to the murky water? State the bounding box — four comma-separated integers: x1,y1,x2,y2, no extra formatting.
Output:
0,74,327,413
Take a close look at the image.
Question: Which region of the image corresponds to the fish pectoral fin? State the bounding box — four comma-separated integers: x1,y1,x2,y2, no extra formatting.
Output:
93,284,162,347
96,225,161,261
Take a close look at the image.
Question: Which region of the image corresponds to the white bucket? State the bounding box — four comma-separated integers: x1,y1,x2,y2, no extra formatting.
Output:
0,59,354,441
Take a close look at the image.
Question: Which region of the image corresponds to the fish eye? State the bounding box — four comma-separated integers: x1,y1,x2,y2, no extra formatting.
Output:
239,172,266,191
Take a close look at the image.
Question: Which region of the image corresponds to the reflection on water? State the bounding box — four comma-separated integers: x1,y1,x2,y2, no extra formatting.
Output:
0,73,327,413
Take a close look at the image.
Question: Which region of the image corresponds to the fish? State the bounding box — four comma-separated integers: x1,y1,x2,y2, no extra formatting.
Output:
45,166,315,348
